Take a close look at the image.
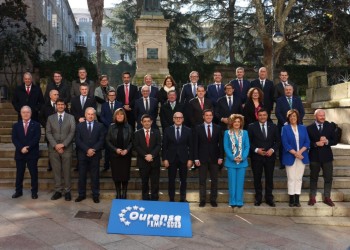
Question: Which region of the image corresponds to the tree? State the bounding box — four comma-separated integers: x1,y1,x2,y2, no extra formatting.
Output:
87,0,104,74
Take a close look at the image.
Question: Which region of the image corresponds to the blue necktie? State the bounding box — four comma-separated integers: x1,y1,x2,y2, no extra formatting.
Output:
58,115,63,126
176,127,180,142
228,97,232,109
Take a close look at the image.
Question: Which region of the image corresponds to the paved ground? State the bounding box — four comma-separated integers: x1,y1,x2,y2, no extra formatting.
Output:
1,188,350,250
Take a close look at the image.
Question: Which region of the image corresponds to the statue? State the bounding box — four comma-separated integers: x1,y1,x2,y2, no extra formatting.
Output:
143,0,161,12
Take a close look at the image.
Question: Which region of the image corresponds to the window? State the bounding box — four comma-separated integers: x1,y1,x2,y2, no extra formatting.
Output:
91,33,103,47
52,14,57,28
79,17,88,23
47,5,52,21
56,0,61,7
76,31,87,46
107,33,115,47
42,0,46,17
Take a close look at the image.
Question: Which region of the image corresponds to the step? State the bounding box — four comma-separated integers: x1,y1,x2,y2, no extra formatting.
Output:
270,114,315,120
0,135,46,143
0,121,16,128
0,102,14,109
0,109,17,115
0,115,18,122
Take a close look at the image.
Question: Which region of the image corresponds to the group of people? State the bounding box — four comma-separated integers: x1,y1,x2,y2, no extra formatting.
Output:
11,66,336,208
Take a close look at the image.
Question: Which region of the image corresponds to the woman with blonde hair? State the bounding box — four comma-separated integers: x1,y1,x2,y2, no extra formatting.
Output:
223,114,250,207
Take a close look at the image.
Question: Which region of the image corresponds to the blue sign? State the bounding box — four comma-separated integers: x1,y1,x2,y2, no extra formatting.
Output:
107,199,192,238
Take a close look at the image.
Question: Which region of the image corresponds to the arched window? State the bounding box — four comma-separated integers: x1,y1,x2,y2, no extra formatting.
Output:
79,17,88,23
76,31,87,46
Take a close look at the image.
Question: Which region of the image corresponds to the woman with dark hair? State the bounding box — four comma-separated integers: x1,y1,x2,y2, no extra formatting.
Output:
157,75,179,105
281,109,310,207
106,108,133,199
242,87,264,129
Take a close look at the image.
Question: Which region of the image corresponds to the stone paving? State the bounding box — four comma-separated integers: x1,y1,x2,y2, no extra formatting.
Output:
0,188,350,250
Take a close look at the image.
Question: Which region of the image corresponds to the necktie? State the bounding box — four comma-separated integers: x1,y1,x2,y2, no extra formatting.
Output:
283,82,287,87
239,80,243,91
125,84,129,105
216,84,220,94
81,96,86,108
262,123,267,139
192,84,196,97
145,98,149,112
318,124,323,133
110,102,114,112
176,126,180,142
171,102,175,110
145,129,150,147
88,122,92,135
58,115,63,126
228,96,232,109
207,125,211,142
24,122,29,135
260,80,264,89
26,86,30,95
200,99,204,110
287,97,292,108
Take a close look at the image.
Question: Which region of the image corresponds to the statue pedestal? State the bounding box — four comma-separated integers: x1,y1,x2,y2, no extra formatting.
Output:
134,16,170,86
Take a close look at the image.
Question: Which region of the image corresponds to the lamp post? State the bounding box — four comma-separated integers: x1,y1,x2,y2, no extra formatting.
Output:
271,18,284,80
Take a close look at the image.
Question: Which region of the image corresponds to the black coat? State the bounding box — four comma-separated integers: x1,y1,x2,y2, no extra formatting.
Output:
105,123,133,156
250,79,275,115
215,95,242,131
70,95,97,123
159,101,185,129
44,81,71,104
242,100,264,129
188,97,213,128
133,128,161,168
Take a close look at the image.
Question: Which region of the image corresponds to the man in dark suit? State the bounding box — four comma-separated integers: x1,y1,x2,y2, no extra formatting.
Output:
194,109,224,207
46,99,76,201
133,114,162,200
134,85,159,130
307,109,337,207
138,74,159,99
188,85,213,128
44,71,71,104
250,67,275,117
230,67,251,105
215,83,242,132
75,108,105,203
162,112,193,202
274,70,299,100
180,71,200,126
70,67,95,98
206,71,225,108
116,71,138,131
11,106,41,199
12,72,44,122
159,90,185,129
100,89,123,171
248,108,280,207
70,83,97,124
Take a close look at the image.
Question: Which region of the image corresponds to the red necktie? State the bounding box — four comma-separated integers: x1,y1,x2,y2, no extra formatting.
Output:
207,125,211,142
145,130,150,147
24,122,29,135
125,84,129,105
26,86,30,95
200,99,204,110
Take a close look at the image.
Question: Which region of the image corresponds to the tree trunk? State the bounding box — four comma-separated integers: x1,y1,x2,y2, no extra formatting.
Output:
228,0,236,64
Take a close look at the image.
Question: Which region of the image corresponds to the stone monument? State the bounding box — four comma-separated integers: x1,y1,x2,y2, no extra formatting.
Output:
134,0,170,85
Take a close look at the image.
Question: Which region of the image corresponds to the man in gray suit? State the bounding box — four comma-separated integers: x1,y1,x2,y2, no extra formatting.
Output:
46,98,76,201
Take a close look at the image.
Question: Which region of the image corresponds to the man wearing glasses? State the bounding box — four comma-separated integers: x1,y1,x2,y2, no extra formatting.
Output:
162,112,193,202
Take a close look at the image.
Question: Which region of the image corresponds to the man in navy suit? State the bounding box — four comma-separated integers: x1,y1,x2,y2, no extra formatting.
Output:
134,85,158,130
230,67,251,105
275,85,305,169
100,89,123,171
133,114,162,200
180,71,200,126
75,108,105,203
12,72,44,122
138,74,159,99
248,109,280,207
162,112,193,202
11,106,41,199
307,109,337,207
215,83,242,132
194,109,224,207
250,67,275,117
116,71,138,131
188,85,213,128
70,83,97,123
159,90,185,129
206,71,225,108
274,70,299,100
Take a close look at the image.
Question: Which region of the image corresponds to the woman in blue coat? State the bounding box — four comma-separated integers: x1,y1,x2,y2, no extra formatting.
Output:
281,109,310,207
224,114,250,207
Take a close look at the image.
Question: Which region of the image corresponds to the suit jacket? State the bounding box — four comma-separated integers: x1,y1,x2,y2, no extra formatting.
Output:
193,123,224,163
247,121,280,161
133,128,161,168
134,97,158,129
44,81,71,104
250,79,275,114
215,95,242,131
100,100,123,128
157,87,180,105
188,97,213,128
281,124,310,165
274,81,299,100
46,112,76,152
162,125,193,164
159,101,185,129
40,101,56,128
230,79,251,104
94,85,115,115
70,95,97,123
307,121,336,163
12,83,44,121
275,95,305,126
242,100,264,128
12,120,41,160
223,130,250,168
206,83,225,107
71,78,95,98
116,83,139,109
138,85,159,99
75,121,105,159
179,83,198,104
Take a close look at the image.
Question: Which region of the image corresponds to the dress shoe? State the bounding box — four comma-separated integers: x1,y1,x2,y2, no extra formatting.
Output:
266,201,276,207
180,199,188,202
294,194,301,207
254,200,262,206
31,194,38,199
12,192,23,198
65,192,71,201
323,197,335,207
51,192,62,200
75,196,86,202
93,197,100,203
199,201,206,207
308,196,316,206
210,201,218,207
